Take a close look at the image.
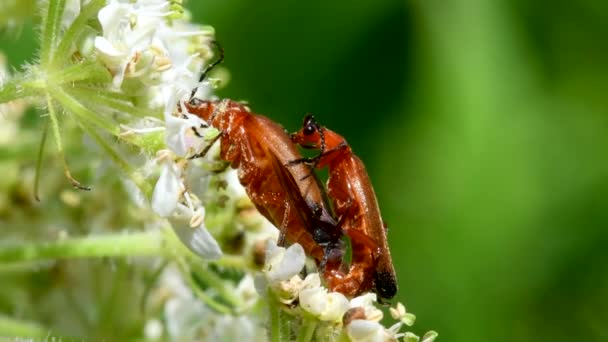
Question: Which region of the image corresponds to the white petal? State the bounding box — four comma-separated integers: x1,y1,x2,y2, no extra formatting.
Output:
266,242,305,283
94,36,126,57
350,293,384,322
350,293,378,308
299,287,327,316
169,204,222,259
171,219,222,259
346,320,385,342
301,273,321,291
253,274,269,297
235,274,259,309
98,2,127,34
320,292,350,321
224,169,247,198
164,113,211,157
151,161,182,217
299,286,350,322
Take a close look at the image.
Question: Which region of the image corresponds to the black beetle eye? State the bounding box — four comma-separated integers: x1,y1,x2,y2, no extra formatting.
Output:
303,123,316,136
302,114,317,136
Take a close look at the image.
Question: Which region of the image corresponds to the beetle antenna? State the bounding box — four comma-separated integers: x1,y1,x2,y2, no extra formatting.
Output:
190,41,225,100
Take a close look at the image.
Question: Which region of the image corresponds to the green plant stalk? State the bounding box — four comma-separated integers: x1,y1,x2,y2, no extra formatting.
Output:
190,261,243,309
75,116,153,197
34,117,50,201
176,259,235,315
69,86,157,118
45,91,90,189
0,315,55,338
51,86,120,135
297,316,317,342
48,60,111,85
0,230,168,264
269,301,281,342
210,254,249,270
0,77,36,103
40,0,67,67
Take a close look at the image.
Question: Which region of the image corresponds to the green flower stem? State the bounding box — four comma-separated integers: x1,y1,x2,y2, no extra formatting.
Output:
297,316,317,342
210,254,249,270
34,117,50,201
40,0,67,67
75,115,153,197
269,301,281,342
0,230,169,264
190,261,243,309
51,86,119,136
0,78,20,103
176,259,235,315
0,315,56,339
45,91,89,190
0,62,108,105
0,76,36,103
51,0,106,68
69,86,157,118
48,60,111,85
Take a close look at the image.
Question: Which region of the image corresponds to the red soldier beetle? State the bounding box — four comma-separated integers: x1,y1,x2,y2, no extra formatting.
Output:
183,44,342,266
290,114,398,300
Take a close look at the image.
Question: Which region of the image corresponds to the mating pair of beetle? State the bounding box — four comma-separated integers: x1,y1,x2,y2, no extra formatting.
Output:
185,47,397,301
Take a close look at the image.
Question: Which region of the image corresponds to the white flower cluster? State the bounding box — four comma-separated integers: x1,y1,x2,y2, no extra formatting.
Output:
257,240,436,342
94,0,225,259
94,0,213,94
145,266,266,341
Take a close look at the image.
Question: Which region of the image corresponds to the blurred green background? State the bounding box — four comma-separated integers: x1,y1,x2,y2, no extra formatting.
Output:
2,0,608,340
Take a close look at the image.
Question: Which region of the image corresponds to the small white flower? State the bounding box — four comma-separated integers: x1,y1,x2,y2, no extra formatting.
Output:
235,274,260,310
164,112,219,158
274,275,303,304
346,319,385,342
151,152,183,217
255,240,306,302
389,302,416,326
264,240,306,283
168,203,222,259
300,273,321,291
94,0,169,87
299,286,350,322
154,23,214,100
350,293,384,322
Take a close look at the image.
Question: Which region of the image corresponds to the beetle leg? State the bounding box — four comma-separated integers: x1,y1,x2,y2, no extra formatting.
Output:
188,131,222,159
